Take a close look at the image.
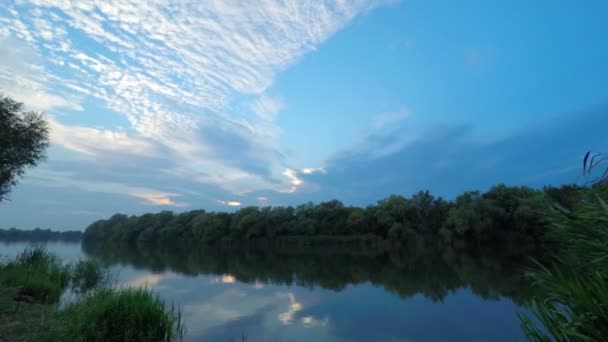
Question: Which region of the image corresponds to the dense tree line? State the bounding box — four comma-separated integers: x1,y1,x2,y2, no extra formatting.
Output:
83,184,583,248
0,228,82,242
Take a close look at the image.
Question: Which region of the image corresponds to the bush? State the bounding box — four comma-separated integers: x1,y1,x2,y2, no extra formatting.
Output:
49,287,185,342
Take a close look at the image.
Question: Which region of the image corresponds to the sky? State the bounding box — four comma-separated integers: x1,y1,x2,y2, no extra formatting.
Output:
1,0,608,230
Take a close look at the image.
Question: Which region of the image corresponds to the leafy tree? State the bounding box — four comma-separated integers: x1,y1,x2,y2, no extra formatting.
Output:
0,95,50,201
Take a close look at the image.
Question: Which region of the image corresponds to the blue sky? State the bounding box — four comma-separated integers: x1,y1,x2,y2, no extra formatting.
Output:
1,0,607,230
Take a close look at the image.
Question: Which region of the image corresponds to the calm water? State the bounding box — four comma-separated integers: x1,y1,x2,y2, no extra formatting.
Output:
0,241,533,341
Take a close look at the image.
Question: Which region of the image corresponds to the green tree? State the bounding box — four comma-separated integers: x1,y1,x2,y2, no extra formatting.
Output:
0,95,50,201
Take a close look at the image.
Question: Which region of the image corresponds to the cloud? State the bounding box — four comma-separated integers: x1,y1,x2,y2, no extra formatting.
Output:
0,0,388,198
0,35,81,111
301,168,326,175
217,201,241,207
282,168,303,193
23,170,190,207
49,118,161,159
250,94,283,122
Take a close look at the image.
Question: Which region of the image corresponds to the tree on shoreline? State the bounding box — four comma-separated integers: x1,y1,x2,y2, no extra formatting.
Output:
0,94,50,202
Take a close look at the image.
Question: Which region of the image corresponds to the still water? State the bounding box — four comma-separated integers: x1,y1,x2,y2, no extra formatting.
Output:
1,241,531,341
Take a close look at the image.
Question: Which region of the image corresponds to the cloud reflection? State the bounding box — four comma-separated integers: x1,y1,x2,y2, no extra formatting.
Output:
278,293,303,325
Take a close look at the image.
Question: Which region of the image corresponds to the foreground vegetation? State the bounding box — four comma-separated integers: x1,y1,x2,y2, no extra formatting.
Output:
0,247,184,341
84,183,583,250
48,287,184,342
0,227,82,242
519,185,608,341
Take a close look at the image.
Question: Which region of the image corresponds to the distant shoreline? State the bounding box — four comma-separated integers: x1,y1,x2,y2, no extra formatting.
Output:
0,228,82,242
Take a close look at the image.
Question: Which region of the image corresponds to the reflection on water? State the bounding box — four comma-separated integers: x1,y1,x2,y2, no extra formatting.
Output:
1,241,536,341
0,241,83,261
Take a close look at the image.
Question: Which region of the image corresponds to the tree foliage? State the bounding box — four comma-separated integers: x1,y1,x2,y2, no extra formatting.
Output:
83,184,580,250
0,95,50,201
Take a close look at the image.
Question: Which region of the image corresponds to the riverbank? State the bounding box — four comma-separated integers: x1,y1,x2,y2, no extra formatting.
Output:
0,286,51,341
0,247,184,342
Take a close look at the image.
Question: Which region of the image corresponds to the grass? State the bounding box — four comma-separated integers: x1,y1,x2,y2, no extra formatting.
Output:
0,287,52,342
519,186,608,341
70,259,109,293
48,287,185,342
1,247,183,341
0,246,70,304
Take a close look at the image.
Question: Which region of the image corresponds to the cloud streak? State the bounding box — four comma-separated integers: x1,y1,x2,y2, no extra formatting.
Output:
300,105,608,204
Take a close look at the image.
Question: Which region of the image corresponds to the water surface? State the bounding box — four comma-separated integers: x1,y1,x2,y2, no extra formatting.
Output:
1,241,532,341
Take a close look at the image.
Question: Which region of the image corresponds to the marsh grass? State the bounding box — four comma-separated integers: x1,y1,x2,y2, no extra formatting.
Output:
69,259,109,293
519,186,608,341
1,247,181,341
49,286,185,342
0,246,70,303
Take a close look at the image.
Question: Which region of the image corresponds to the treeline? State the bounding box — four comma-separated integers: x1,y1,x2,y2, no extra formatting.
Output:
83,183,582,249
0,228,82,241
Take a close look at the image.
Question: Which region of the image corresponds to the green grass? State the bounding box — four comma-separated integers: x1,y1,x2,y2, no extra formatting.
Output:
48,286,185,342
0,246,70,304
1,247,183,341
0,287,52,341
70,259,109,293
519,186,608,341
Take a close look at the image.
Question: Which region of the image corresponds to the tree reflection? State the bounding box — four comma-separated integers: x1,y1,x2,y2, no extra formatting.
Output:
83,241,541,304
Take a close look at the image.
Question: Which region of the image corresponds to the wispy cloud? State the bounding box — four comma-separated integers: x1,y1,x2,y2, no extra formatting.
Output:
23,170,190,207
250,94,283,122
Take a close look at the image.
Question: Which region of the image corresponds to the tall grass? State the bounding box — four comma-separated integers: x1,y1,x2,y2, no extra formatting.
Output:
1,248,181,341
0,247,108,303
70,259,109,293
0,246,70,303
519,186,608,341
48,286,185,342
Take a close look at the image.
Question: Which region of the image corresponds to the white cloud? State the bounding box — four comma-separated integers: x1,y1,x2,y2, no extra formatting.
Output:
301,167,326,174
217,200,241,207
0,35,82,111
49,118,160,158
282,168,303,193
250,94,283,121
0,0,389,199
